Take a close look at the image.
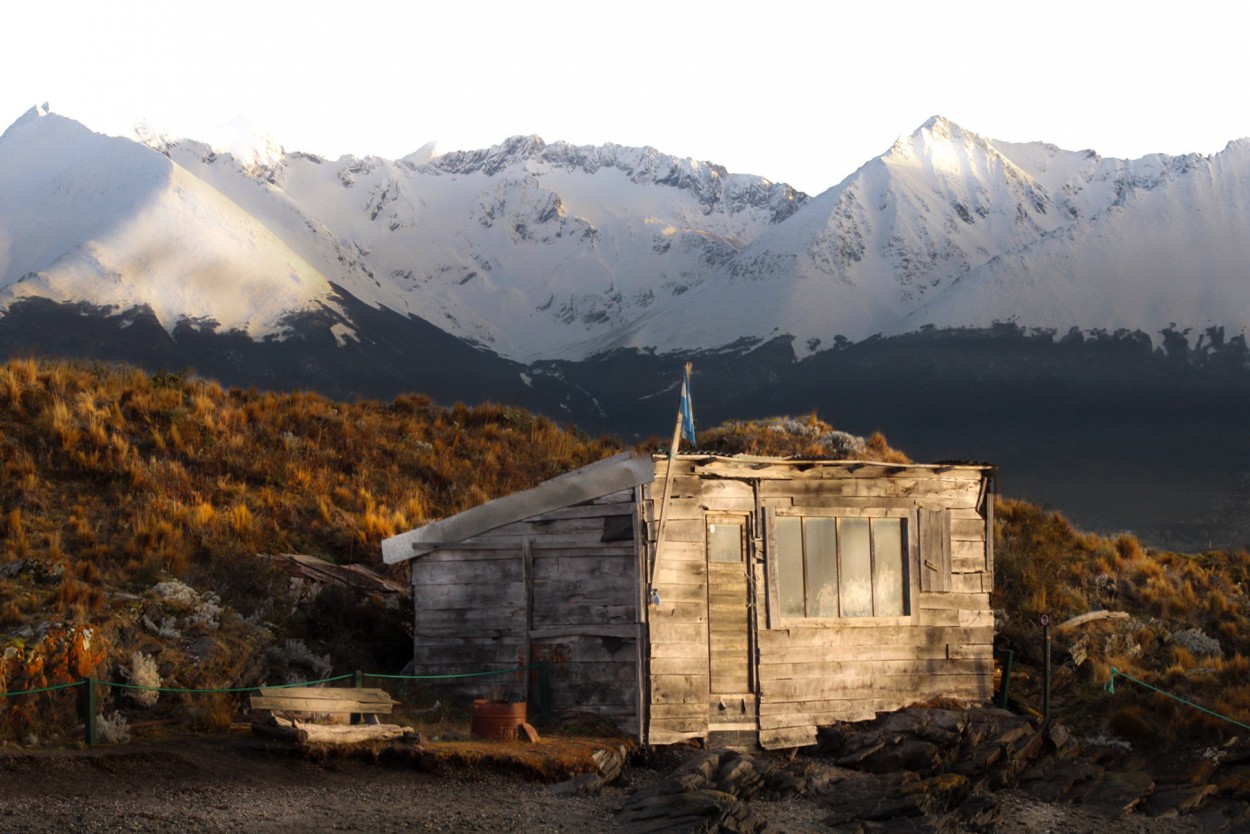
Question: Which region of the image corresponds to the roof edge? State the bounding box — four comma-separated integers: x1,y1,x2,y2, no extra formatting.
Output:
655,453,994,470
382,452,655,564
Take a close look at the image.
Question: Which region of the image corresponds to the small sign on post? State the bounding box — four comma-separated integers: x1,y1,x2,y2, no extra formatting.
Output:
1040,613,1052,718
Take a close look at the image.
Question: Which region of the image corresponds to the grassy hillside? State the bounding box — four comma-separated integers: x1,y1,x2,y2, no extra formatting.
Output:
0,358,1245,748
993,499,1250,743
0,358,620,739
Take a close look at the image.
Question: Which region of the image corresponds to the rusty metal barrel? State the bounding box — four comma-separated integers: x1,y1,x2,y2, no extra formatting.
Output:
470,699,526,740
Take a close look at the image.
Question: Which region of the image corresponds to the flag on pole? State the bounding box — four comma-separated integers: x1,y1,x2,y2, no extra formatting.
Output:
652,363,695,594
679,362,695,447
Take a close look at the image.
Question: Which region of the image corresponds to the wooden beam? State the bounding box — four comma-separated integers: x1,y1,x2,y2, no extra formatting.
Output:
1055,610,1129,632
528,625,638,640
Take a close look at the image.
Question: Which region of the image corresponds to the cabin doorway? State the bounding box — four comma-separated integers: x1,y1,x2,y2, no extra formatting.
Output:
705,514,758,742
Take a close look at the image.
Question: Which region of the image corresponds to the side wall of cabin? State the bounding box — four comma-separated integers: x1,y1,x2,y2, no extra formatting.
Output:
409,489,645,732
641,458,995,749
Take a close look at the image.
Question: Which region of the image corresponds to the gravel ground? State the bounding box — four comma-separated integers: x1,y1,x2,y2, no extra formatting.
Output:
0,737,834,834
0,736,1226,834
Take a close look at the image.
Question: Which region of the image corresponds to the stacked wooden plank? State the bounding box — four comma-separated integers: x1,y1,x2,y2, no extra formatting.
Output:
249,686,416,745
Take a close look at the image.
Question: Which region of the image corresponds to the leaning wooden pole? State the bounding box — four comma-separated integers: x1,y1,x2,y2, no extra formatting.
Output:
649,362,692,598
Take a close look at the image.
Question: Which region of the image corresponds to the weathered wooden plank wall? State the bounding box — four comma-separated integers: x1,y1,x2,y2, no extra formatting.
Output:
751,465,993,749
642,457,994,750
409,492,641,728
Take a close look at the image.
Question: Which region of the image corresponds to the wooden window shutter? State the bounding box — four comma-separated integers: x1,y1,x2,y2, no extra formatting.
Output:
919,508,952,593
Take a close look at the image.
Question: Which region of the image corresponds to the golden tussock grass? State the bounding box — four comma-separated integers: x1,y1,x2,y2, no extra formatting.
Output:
0,597,23,628
995,494,1250,745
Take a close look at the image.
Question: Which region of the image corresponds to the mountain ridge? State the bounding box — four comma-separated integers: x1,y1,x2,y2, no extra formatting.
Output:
4,105,1249,364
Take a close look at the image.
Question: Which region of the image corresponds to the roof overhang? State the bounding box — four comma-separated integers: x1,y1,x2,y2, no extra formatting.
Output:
381,451,656,564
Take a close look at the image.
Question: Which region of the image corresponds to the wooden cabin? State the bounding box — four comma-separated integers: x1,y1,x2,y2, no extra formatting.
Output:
382,451,996,749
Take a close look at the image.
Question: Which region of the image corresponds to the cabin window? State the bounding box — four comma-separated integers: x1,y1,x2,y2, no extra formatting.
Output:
708,519,746,563
774,515,908,619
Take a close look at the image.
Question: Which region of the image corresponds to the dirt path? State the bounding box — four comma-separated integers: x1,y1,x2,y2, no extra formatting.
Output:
0,736,1226,834
0,737,626,834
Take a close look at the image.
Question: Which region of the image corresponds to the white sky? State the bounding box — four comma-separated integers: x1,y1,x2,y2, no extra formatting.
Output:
4,0,1247,195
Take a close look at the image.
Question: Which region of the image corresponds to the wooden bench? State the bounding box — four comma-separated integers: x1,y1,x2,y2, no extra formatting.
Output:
249,686,416,745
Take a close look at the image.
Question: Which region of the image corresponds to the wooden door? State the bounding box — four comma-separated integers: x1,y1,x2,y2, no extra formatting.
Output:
705,515,757,735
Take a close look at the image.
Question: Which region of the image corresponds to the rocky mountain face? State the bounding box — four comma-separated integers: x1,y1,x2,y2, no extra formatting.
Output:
3,106,1250,549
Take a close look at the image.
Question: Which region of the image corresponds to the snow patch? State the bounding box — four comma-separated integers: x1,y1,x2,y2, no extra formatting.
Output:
331,323,358,346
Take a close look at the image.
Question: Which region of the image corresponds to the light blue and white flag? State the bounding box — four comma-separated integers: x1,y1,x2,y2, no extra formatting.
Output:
679,362,695,447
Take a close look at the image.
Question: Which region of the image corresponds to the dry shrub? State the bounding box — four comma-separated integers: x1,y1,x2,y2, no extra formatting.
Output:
1168,646,1198,673
360,501,403,542
52,576,105,620
187,693,234,731
226,504,253,535
0,366,24,411
8,358,38,385
1217,653,1250,676
48,398,79,450
0,597,23,628
44,530,64,561
691,414,909,462
74,559,100,583
191,501,215,529
866,431,910,464
1115,533,1144,562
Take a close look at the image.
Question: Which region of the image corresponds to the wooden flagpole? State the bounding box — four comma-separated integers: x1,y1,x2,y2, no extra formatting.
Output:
649,362,691,601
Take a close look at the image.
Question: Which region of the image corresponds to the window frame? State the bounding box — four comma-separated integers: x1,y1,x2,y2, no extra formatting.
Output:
706,514,748,565
765,506,917,628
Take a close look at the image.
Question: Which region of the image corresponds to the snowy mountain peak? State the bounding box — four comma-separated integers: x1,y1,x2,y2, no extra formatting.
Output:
0,108,335,339
1,102,52,142
203,115,285,176
891,116,1008,169
428,134,548,176
1221,137,1250,157
915,114,961,137
423,135,805,220
401,140,441,167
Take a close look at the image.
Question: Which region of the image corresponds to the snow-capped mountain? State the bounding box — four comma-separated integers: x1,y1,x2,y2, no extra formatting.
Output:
0,105,338,339
901,138,1250,337
2,105,1249,364
136,121,804,360
596,117,1250,357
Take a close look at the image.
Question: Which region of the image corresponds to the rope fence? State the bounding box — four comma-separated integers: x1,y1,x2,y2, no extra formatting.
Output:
0,663,552,745
1105,665,1250,733
0,680,87,698
364,664,542,682
9,661,1250,746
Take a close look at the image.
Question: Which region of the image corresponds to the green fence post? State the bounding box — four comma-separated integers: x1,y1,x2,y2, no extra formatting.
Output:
83,678,97,746
354,670,363,688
